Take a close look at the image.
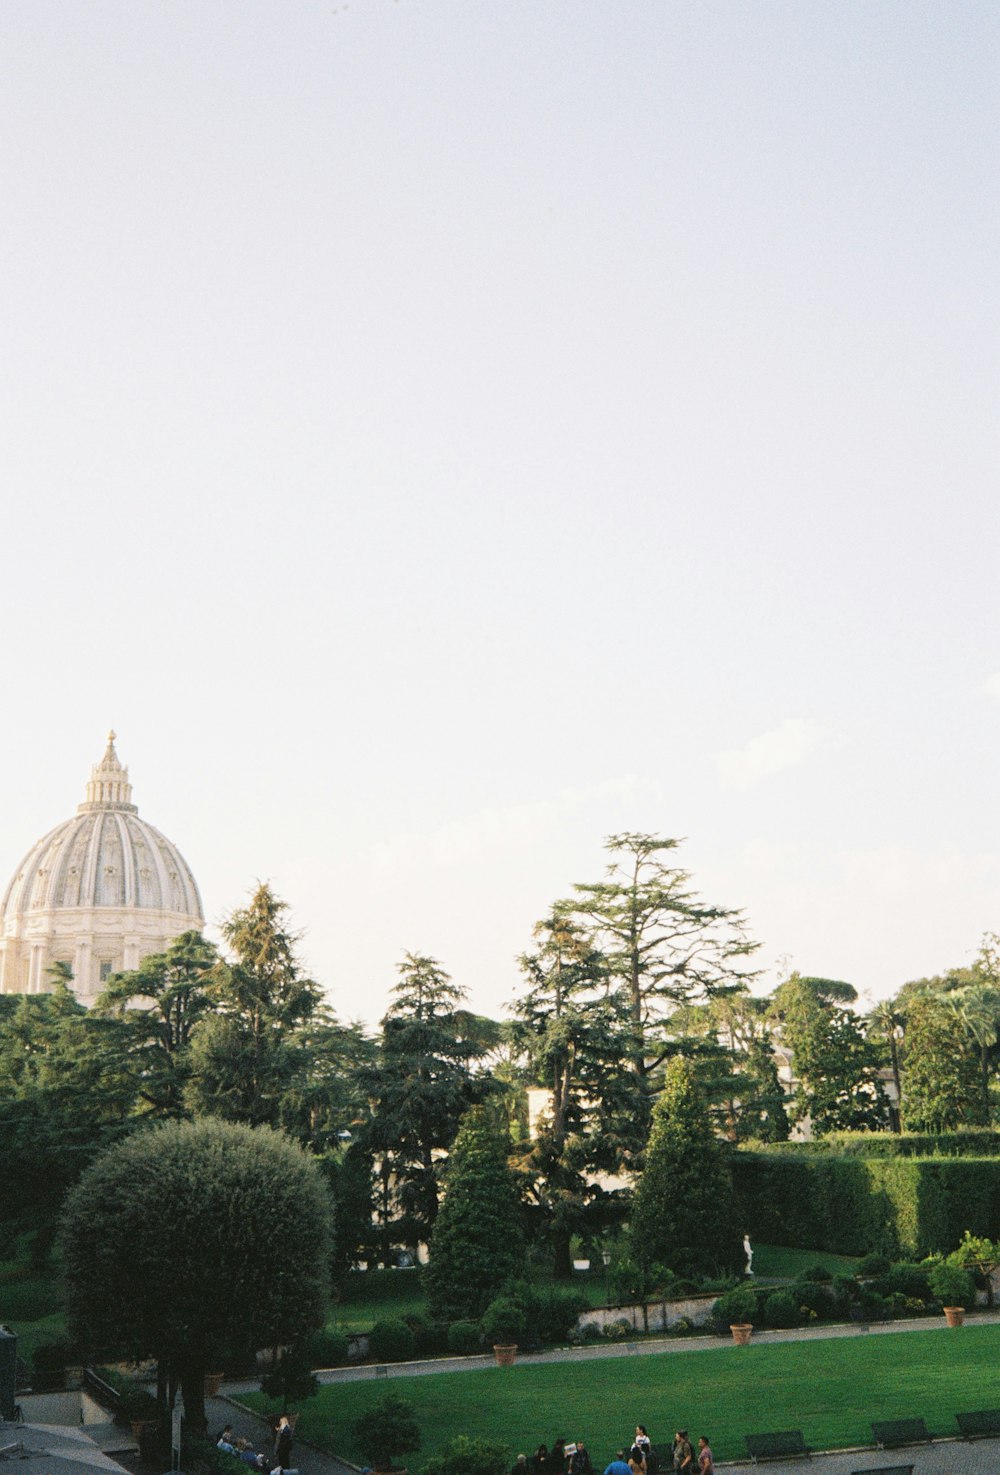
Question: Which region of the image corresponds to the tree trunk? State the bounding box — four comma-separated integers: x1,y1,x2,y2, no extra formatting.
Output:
180,1363,207,1433
552,1228,572,1280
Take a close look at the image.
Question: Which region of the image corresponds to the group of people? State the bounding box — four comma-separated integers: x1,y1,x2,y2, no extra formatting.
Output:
512,1426,712,1475
216,1415,296,1475
609,1427,713,1475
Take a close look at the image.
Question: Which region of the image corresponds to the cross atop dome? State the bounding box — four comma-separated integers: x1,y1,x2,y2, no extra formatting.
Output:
79,732,137,813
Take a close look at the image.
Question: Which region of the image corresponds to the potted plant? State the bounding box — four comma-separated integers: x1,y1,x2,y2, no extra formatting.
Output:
350,1392,421,1473
711,1285,756,1346
120,1384,161,1439
481,1296,527,1366
928,1261,974,1328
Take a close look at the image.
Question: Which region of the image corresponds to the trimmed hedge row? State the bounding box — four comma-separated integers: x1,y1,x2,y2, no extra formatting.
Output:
747,1129,1000,1158
733,1151,1000,1257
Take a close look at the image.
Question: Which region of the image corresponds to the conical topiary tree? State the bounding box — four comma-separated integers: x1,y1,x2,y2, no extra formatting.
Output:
425,1103,524,1322
629,1055,741,1278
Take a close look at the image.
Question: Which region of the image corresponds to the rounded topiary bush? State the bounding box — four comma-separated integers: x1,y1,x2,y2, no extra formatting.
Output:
368,1318,416,1363
857,1253,891,1278
877,1263,932,1302
796,1263,833,1283
794,1282,836,1318
447,1320,482,1356
309,1325,350,1367
481,1296,527,1346
711,1284,757,1330
928,1261,975,1309
764,1290,802,1329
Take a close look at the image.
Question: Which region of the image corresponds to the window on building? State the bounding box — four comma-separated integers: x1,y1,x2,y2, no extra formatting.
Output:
99,960,114,981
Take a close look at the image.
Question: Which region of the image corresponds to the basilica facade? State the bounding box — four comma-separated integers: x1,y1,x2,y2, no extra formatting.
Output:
0,734,204,1004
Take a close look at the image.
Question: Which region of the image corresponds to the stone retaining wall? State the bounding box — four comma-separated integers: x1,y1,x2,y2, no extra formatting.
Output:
573,1293,718,1335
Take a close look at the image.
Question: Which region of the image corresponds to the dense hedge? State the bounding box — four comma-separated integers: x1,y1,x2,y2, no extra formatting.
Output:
733,1151,1000,1256
745,1130,1000,1158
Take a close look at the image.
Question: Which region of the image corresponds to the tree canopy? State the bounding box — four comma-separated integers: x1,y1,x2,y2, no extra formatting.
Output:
60,1117,332,1429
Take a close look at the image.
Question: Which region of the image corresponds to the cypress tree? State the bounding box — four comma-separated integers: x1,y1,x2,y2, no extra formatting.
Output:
426,1103,524,1321
629,1055,741,1278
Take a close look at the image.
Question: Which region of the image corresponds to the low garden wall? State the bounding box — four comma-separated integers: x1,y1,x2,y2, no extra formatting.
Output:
572,1293,718,1336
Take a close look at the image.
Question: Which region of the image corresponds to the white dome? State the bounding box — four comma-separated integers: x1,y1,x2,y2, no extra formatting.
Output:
0,734,204,1001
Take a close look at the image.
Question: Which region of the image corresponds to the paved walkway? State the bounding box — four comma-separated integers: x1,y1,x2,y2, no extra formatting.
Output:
217,1313,1000,1475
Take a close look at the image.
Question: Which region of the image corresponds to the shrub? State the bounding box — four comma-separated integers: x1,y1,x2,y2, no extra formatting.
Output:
403,1310,446,1356
481,1297,527,1346
793,1282,835,1318
350,1393,421,1467
32,1340,74,1373
446,1320,482,1355
119,1384,161,1423
832,1275,858,1314
711,1285,757,1329
876,1263,932,1302
927,1261,975,1308
857,1253,891,1277
368,1319,416,1363
421,1435,509,1475
796,1264,833,1283
603,1317,634,1340
309,1326,350,1367
500,1281,588,1345
580,1321,605,1341
764,1290,802,1329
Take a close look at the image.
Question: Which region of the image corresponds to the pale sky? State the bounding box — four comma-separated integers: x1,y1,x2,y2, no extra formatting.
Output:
1,1,998,1027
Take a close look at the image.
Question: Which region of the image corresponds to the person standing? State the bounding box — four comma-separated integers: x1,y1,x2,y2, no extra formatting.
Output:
604,1454,632,1475
697,1439,713,1475
672,1431,693,1475
272,1416,293,1474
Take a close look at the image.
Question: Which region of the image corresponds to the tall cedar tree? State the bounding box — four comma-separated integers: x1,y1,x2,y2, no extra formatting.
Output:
92,931,220,1118
629,1055,741,1278
425,1102,524,1321
362,954,489,1256
185,883,327,1129
559,834,758,1156
512,914,633,1274
61,1118,332,1432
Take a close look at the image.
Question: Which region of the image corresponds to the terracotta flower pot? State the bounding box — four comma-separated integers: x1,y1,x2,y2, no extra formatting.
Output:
730,1323,753,1346
493,1343,518,1366
943,1306,965,1328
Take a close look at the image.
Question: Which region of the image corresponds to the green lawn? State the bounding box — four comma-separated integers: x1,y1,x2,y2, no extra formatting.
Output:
247,1323,1000,1468
751,1244,861,1280
331,1267,609,1333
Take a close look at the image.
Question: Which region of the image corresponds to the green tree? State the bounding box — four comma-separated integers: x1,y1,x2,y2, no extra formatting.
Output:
0,982,135,1255
93,931,220,1118
511,914,632,1274
559,834,758,1143
185,883,327,1128
425,1102,524,1322
629,1055,740,1277
770,975,886,1133
900,986,984,1131
60,1118,332,1432
362,953,492,1256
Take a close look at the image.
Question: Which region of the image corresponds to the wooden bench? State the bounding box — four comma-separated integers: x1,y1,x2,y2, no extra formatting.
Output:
744,1431,810,1463
956,1409,1000,1439
870,1419,930,1449
851,1465,914,1475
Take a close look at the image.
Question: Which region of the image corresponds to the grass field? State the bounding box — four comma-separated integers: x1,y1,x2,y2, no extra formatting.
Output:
245,1323,1000,1468
750,1244,861,1279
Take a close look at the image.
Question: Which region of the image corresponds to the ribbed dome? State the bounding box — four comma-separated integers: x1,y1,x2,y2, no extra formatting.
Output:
0,734,203,921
